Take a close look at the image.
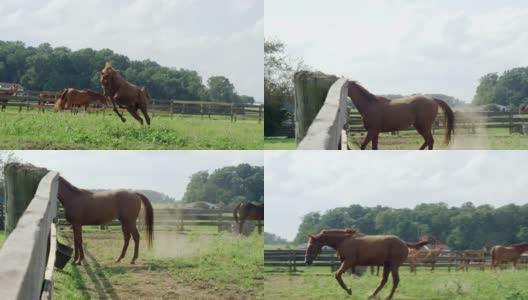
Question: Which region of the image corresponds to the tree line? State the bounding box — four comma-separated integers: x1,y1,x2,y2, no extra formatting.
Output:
182,163,263,206
472,67,528,106
292,202,528,250
0,40,254,104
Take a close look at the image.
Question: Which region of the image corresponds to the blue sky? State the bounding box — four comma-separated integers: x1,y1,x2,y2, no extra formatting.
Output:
0,0,263,101
10,150,263,199
265,150,527,241
265,0,528,102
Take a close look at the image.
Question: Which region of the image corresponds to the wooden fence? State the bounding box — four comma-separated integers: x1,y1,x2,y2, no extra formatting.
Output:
294,71,349,150
57,207,264,233
0,93,263,123
0,166,58,300
264,249,528,273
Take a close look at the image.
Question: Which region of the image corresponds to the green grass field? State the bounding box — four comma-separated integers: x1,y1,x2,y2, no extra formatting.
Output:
0,231,5,248
0,108,263,149
265,127,528,150
53,226,263,299
264,266,528,300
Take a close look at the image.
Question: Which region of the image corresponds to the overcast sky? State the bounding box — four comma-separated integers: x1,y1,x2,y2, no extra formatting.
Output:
0,0,263,101
10,150,263,199
265,0,528,102
265,151,527,241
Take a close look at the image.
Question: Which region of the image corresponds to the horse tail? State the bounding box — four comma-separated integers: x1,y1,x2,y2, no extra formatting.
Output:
433,98,455,145
136,192,154,248
406,241,429,250
58,88,68,110
233,203,241,224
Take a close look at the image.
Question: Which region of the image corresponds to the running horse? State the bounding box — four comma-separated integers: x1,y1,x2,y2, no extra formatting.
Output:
490,243,528,270
348,81,455,150
57,176,154,265
233,202,264,234
100,63,151,125
305,229,428,299
0,84,18,111
58,88,108,112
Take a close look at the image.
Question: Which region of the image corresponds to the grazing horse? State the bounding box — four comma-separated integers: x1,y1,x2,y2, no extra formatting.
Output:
348,81,455,150
461,245,487,271
58,88,108,112
305,229,427,299
57,176,154,265
100,63,151,125
0,85,18,111
233,202,264,234
490,243,528,270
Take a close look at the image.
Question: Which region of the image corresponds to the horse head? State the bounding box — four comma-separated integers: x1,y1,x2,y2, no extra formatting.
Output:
101,62,117,97
305,234,322,265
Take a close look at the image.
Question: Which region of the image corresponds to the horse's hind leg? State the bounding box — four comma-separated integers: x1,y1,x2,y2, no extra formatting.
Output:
130,226,140,264
126,106,144,125
116,226,131,263
386,267,400,300
370,262,390,298
139,105,151,125
415,126,434,150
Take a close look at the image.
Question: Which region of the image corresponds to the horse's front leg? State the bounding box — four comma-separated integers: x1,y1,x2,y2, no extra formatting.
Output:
72,224,81,264
360,130,376,150
335,260,353,295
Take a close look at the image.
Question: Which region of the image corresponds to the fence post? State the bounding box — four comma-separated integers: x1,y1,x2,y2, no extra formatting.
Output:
509,110,513,134
258,105,263,123
3,163,49,236
170,101,174,119
294,71,339,144
217,210,222,233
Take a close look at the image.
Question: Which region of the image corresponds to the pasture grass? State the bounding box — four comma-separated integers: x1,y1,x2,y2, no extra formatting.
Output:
53,227,263,299
264,266,528,300
0,108,263,149
265,127,528,150
0,231,5,248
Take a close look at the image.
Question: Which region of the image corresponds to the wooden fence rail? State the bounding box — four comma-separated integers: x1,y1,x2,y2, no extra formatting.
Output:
0,94,263,123
0,167,58,300
264,249,528,273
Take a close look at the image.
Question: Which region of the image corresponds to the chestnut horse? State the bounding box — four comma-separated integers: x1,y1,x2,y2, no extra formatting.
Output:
38,91,59,112
100,63,151,125
0,84,18,111
490,243,528,270
57,176,154,265
305,229,428,299
461,245,487,271
233,202,264,234
58,88,108,111
348,81,455,150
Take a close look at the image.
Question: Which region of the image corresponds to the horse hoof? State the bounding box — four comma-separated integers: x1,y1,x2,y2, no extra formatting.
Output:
347,288,352,295
130,261,136,265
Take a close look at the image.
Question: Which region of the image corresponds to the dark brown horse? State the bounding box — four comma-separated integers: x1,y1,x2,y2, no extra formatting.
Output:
305,229,427,299
233,202,264,234
348,81,455,150
57,176,154,265
0,84,18,111
100,63,151,125
490,243,528,270
58,88,108,111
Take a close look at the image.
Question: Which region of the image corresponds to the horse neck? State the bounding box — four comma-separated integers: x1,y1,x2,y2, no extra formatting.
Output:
58,178,87,209
348,84,373,113
317,233,350,249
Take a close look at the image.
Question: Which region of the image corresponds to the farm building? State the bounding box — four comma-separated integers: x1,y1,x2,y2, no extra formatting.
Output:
0,82,24,91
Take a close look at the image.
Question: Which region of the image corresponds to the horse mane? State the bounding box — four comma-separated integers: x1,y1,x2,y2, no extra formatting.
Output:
349,81,380,104
58,176,86,197
317,228,363,238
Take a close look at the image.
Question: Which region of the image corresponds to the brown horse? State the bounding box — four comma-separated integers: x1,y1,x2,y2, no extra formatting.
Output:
100,63,151,125
233,202,264,234
406,241,433,274
57,176,154,265
58,88,108,112
490,243,528,270
0,84,18,111
348,81,455,150
305,229,427,299
461,245,487,271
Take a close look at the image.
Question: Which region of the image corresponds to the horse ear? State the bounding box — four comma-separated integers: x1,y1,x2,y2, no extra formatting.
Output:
307,234,314,239
105,62,112,68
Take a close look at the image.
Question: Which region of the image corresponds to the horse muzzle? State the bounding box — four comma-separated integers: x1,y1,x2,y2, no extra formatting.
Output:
305,258,313,266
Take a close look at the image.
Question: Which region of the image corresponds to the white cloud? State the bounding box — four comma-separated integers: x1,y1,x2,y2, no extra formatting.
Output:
265,0,528,102
0,0,263,101
265,151,528,241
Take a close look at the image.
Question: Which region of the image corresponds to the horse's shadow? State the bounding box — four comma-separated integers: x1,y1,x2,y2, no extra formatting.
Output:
62,235,121,300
